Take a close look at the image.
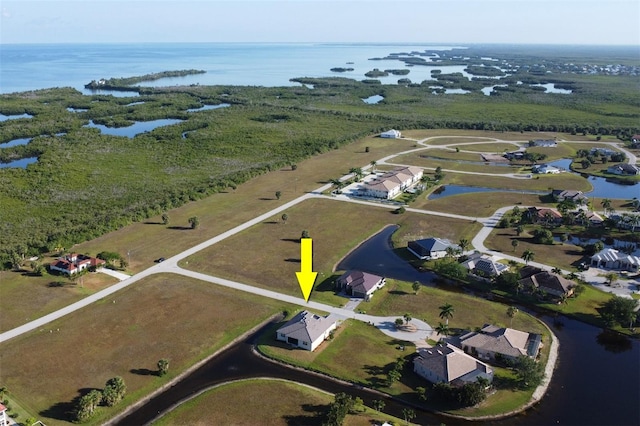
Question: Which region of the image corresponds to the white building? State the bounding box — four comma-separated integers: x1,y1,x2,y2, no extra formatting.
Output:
276,311,338,351
380,129,401,138
360,166,423,199
590,248,640,272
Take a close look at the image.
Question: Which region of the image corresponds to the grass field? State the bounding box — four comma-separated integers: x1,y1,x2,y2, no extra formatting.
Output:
153,379,409,426
443,171,593,192
413,192,548,218
182,197,482,305
451,141,522,152
258,318,416,395
392,152,527,174
0,274,289,426
0,269,117,332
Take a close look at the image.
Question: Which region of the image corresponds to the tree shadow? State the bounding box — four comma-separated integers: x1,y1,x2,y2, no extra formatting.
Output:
263,221,279,225
284,402,326,425
596,330,633,353
281,238,301,243
258,197,274,201
388,290,409,295
40,387,101,422
284,258,301,263
130,368,157,376
167,226,192,230
143,221,164,225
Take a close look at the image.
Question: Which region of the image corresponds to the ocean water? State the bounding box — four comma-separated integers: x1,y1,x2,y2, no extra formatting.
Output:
0,43,464,94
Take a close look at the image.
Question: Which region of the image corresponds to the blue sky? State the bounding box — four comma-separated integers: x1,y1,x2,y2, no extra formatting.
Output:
2,0,639,45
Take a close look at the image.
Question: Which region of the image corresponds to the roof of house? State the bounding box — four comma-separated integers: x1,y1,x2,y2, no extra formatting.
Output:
364,179,399,193
586,211,604,223
460,324,540,358
462,253,508,275
552,189,586,200
591,248,640,266
277,311,336,343
0,403,5,412
393,166,423,178
608,163,639,174
338,270,383,295
410,237,458,253
414,343,492,383
527,207,563,220
52,259,77,271
520,271,575,294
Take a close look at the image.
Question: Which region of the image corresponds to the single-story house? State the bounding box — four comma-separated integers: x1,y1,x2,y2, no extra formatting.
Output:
607,163,640,176
551,189,587,205
336,270,386,299
530,139,557,147
413,344,493,386
360,166,423,200
632,134,640,147
585,211,604,226
462,252,509,277
408,237,460,260
276,311,338,351
504,151,525,160
590,248,640,272
590,147,617,157
519,267,575,298
49,253,105,275
380,129,402,138
526,207,563,225
532,164,560,174
459,324,542,362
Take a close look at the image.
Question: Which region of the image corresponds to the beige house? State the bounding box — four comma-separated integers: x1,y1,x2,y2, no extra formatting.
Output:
361,166,423,199
459,324,542,362
413,344,493,386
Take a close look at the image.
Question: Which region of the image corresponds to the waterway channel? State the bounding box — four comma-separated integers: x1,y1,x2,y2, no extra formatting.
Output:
120,226,638,425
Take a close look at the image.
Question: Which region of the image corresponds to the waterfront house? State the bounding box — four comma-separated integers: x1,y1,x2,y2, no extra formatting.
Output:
459,324,542,362
518,267,575,298
407,237,460,260
530,139,558,147
335,270,386,299
532,164,560,174
551,189,588,205
526,207,563,225
590,248,640,272
606,163,640,175
380,129,402,138
413,343,493,386
276,311,338,351
462,252,509,277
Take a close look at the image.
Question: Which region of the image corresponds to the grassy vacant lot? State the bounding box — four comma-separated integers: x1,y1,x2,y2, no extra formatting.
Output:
0,274,288,426
0,269,117,332
485,227,585,271
366,280,549,338
392,152,526,174
153,379,407,426
259,318,416,396
443,171,593,192
413,192,547,218
183,198,481,305
418,148,488,162
403,130,562,142
451,141,522,152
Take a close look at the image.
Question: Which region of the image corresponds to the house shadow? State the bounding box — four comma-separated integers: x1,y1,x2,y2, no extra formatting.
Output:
130,368,157,376
40,387,101,422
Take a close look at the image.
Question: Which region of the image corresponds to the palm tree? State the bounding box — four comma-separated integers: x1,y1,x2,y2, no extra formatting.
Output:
412,281,421,295
601,198,612,214
551,267,562,275
372,399,385,412
435,322,450,337
507,306,518,326
275,191,282,200
511,239,519,252
515,225,524,236
403,313,412,324
445,246,457,258
281,213,288,224
188,216,199,229
521,249,535,264
438,303,454,325
605,272,619,286
157,358,170,376
370,160,377,172
403,408,416,425
458,238,469,253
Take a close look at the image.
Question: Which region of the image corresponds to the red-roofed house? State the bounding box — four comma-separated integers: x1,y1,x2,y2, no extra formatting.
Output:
0,403,7,426
49,254,105,275
336,270,386,299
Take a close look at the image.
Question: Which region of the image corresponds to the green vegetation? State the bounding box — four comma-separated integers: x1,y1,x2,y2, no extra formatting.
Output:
84,69,206,90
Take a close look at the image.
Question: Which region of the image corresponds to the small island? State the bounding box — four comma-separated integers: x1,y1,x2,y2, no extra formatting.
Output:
364,68,389,78
85,69,206,91
330,67,355,73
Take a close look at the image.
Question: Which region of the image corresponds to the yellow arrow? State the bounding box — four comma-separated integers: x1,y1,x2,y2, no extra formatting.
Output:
296,238,318,302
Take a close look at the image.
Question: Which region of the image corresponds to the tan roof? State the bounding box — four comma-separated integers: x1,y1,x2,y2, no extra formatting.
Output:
414,344,492,383
277,311,336,343
460,324,536,358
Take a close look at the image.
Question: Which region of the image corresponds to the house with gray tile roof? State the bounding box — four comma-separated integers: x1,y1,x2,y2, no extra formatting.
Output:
459,324,542,362
336,270,386,299
590,248,640,272
519,267,576,298
408,237,460,260
413,343,493,386
276,311,338,351
462,252,509,277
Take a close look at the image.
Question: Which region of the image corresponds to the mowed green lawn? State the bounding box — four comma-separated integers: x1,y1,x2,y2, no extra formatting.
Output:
259,318,416,395
0,274,289,426
182,198,482,306
413,192,547,218
153,379,409,426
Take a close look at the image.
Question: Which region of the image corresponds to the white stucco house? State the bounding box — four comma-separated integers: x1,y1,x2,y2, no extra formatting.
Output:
0,404,7,426
360,166,423,200
407,237,460,260
459,324,542,362
276,311,338,351
413,343,493,386
590,248,640,272
380,129,401,138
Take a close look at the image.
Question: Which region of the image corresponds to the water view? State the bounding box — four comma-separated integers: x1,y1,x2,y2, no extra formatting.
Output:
186,103,230,112
362,94,384,104
1,137,31,148
84,118,184,138
0,157,38,169
0,113,33,121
